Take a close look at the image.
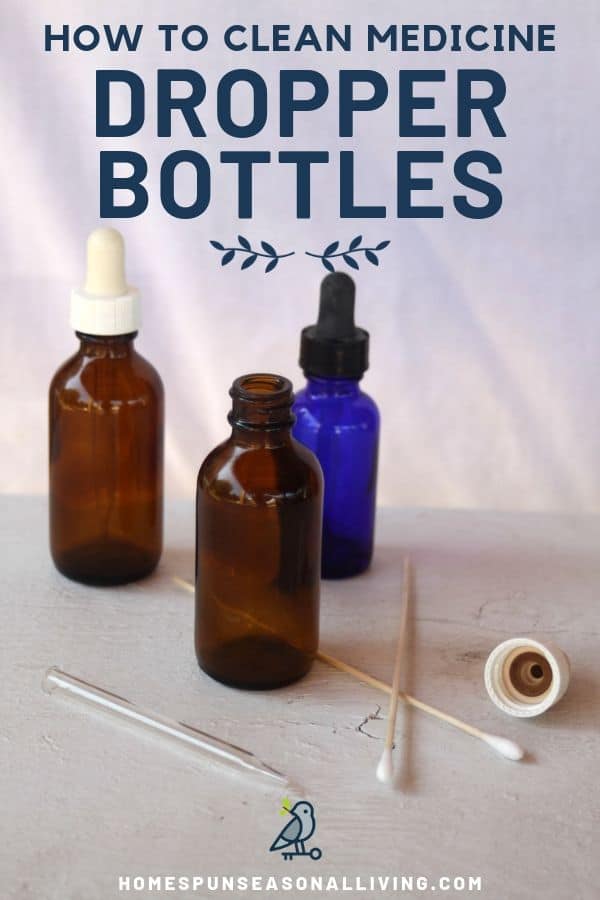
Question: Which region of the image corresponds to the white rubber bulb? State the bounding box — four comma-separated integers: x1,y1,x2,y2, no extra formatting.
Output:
376,748,394,784
84,227,128,296
481,732,525,761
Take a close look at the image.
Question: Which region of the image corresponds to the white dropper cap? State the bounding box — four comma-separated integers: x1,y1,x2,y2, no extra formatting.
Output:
70,227,141,335
484,637,570,718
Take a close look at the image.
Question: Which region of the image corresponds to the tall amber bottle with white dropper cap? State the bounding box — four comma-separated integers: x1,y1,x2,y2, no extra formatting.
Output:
49,227,164,584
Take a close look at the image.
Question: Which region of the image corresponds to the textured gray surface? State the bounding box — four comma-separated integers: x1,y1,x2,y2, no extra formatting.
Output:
1,497,598,899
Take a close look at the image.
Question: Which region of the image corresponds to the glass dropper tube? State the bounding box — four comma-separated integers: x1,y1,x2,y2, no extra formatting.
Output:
43,667,290,789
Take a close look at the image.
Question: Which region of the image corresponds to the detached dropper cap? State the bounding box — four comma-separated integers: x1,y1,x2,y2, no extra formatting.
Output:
300,272,369,378
70,227,140,335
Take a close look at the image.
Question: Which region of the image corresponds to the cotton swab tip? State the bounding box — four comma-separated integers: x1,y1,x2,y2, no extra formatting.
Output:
481,733,525,761
376,748,394,784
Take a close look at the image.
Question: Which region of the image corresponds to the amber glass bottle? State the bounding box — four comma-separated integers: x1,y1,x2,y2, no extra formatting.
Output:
49,228,163,585
195,374,323,689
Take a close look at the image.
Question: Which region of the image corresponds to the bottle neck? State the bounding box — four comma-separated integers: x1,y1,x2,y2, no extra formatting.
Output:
229,374,295,446
304,374,361,399
76,331,137,359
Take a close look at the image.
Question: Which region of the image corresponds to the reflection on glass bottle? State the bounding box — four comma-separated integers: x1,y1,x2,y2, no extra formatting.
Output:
195,374,323,690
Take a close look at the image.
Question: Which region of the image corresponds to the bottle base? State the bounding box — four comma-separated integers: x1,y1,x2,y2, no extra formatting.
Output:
322,558,371,579
197,635,314,690
321,536,372,579
52,539,160,586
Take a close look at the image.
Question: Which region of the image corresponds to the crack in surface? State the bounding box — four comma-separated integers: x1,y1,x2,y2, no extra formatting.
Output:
356,705,383,740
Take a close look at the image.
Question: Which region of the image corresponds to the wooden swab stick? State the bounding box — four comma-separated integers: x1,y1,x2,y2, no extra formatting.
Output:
172,575,196,593
377,557,411,784
171,575,196,594
316,651,524,761
172,576,525,761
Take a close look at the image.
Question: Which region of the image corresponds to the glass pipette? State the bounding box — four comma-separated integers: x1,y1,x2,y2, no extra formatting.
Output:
43,667,289,788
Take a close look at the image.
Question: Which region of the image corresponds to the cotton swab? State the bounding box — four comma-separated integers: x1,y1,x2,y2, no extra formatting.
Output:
317,652,524,761
172,576,525,762
376,557,411,785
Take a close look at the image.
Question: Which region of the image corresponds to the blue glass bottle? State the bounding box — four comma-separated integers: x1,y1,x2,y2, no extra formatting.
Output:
293,273,379,578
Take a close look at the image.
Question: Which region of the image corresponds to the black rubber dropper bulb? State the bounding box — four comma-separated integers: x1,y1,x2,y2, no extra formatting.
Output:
299,272,369,379
315,272,357,338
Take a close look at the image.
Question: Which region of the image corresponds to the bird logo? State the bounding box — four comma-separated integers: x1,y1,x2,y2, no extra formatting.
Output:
269,799,322,860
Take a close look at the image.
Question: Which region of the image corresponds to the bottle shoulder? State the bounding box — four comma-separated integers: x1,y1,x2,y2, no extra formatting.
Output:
129,349,164,395
49,351,81,391
354,388,380,419
198,436,322,504
50,344,163,405
294,383,379,427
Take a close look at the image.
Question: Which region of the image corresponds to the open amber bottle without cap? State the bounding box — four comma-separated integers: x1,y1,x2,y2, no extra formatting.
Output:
195,374,323,690
49,228,164,585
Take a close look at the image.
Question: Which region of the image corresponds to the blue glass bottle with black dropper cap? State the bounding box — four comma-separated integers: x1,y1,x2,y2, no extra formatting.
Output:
293,272,379,578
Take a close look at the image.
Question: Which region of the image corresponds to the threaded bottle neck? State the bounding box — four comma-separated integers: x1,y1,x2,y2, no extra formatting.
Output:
228,374,295,431
76,331,137,358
